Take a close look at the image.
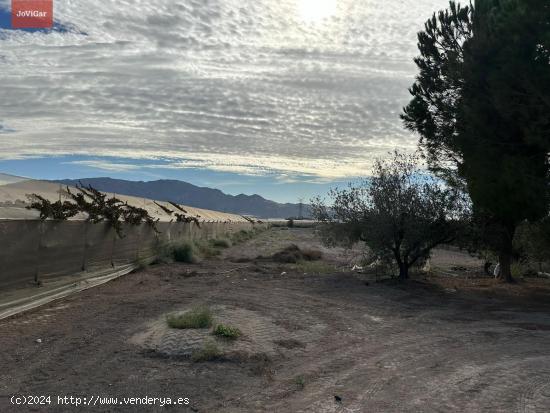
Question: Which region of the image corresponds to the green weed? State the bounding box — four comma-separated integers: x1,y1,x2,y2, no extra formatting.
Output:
213,324,242,339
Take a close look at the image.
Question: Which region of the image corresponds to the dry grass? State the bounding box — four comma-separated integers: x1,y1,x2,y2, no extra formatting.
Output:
272,244,323,264
194,241,221,258
191,340,222,362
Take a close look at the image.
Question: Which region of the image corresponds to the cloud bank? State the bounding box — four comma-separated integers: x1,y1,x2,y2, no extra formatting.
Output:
0,0,443,179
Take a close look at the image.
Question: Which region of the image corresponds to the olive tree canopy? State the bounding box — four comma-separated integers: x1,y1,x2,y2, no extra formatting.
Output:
312,152,463,280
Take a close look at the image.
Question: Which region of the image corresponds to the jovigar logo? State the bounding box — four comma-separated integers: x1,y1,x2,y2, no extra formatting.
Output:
11,0,53,29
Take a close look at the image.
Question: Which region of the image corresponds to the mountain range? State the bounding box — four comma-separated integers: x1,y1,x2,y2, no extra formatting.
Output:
55,178,308,219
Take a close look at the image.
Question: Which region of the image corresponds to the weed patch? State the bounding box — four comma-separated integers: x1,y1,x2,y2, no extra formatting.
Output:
166,306,213,329
191,340,222,362
213,324,242,339
295,260,334,274
294,375,306,389
272,244,323,263
194,240,221,258
231,227,265,244
231,229,253,244
150,242,175,265
210,238,232,248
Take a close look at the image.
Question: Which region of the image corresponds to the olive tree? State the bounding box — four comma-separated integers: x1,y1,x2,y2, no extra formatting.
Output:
312,152,463,280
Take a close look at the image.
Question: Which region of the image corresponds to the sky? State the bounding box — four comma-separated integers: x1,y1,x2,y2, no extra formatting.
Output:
0,0,444,203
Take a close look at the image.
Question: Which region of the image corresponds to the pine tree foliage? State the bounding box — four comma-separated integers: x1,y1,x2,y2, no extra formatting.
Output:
403,1,550,281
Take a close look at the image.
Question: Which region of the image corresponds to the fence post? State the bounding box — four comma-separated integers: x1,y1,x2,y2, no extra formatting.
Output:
135,224,141,263
81,221,89,271
110,227,116,268
35,220,43,286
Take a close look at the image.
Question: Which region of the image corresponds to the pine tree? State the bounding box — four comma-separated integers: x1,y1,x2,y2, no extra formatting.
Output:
403,1,550,282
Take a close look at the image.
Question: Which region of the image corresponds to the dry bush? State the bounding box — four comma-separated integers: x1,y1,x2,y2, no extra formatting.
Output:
302,248,323,261
272,244,323,263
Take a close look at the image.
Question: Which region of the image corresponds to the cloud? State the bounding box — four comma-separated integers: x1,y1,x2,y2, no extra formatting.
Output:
65,159,142,172
63,151,381,179
0,0,442,179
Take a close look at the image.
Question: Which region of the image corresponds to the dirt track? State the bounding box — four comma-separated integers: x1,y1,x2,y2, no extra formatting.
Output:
1,227,550,412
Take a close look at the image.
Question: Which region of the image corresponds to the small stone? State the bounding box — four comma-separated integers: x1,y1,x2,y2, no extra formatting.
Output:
36,339,42,344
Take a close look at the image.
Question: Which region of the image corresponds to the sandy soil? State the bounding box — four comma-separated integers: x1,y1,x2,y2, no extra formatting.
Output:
1,227,550,412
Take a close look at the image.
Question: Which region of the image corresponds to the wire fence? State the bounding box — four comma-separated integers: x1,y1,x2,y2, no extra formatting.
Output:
0,220,259,290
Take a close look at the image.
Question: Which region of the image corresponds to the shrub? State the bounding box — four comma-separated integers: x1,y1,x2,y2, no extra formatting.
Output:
194,241,221,258
166,307,213,329
213,324,242,339
172,242,196,263
302,249,323,261
272,245,323,263
191,340,222,362
311,152,463,280
150,242,174,265
272,245,302,263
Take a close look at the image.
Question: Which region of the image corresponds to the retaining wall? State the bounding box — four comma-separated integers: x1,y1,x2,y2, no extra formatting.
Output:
0,220,260,290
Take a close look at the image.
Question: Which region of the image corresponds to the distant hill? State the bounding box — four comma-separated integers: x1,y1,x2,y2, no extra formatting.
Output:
54,178,308,219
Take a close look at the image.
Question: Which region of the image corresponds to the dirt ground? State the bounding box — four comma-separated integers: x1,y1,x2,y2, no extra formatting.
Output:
1,227,550,412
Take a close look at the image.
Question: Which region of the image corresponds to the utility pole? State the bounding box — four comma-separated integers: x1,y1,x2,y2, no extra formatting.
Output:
298,198,304,220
